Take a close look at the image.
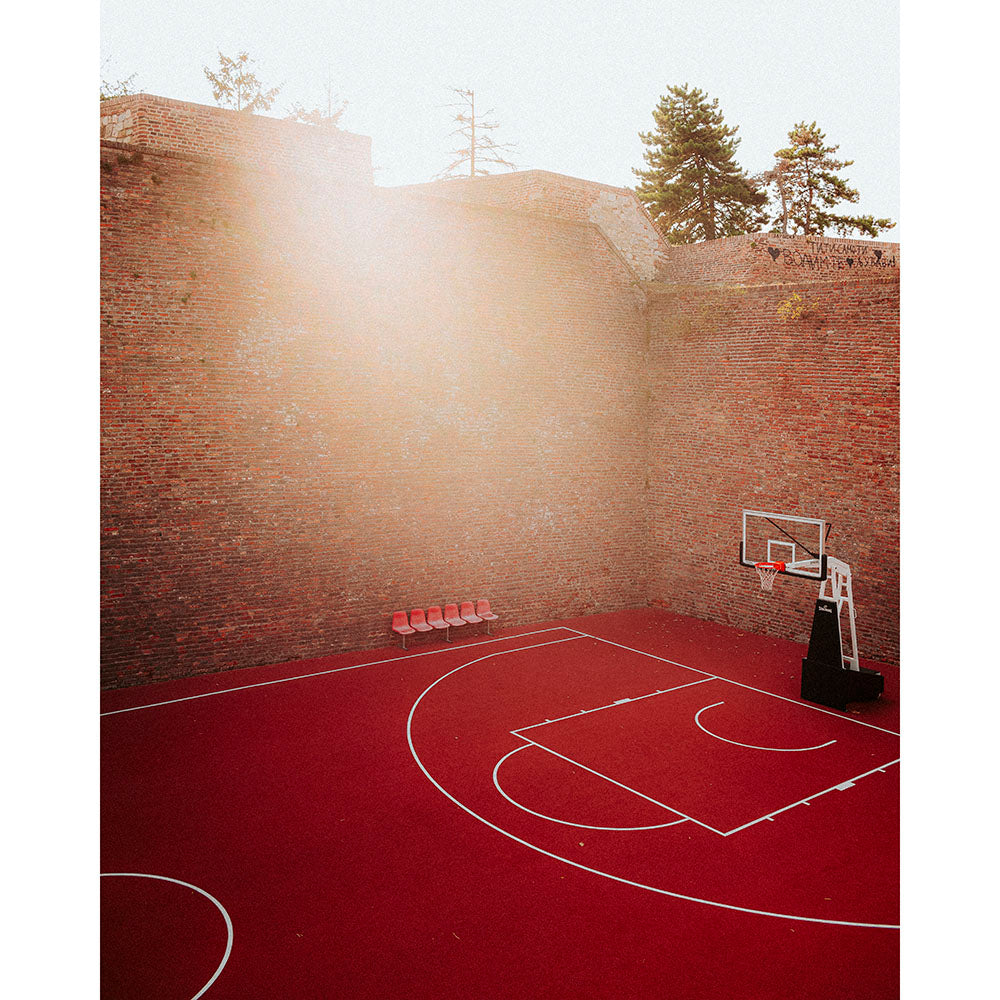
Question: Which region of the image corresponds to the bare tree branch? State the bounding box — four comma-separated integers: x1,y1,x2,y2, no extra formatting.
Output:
435,88,517,179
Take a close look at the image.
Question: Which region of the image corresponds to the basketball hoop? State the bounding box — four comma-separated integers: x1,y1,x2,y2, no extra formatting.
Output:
755,562,785,592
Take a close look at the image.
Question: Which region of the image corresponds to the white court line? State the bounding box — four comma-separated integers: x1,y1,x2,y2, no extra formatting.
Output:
723,759,901,836
515,735,721,834
574,631,900,737
100,872,233,999
406,636,899,929
513,681,889,837
492,743,688,832
694,701,838,753
512,677,715,734
101,627,573,717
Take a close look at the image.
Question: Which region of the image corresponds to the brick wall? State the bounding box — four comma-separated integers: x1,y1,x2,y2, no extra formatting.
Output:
100,142,648,687
396,171,669,281
100,98,900,687
654,232,900,285
100,93,373,185
644,277,900,662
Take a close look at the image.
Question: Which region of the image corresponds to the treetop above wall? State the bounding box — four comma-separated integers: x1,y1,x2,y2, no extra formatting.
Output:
99,94,898,290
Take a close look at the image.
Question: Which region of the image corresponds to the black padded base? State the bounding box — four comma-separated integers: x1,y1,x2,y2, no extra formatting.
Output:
799,595,884,711
801,657,884,712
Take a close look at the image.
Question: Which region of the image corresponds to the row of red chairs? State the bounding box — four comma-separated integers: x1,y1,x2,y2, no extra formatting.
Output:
391,600,498,649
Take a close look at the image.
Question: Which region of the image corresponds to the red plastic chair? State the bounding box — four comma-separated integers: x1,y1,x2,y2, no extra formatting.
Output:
460,601,483,624
410,609,433,634
476,599,499,633
391,611,416,649
426,606,451,641
443,604,466,629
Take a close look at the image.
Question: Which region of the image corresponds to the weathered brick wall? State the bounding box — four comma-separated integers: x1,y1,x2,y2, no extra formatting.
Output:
100,94,373,185
644,276,900,662
99,97,900,686
100,142,648,687
654,232,900,285
397,171,669,281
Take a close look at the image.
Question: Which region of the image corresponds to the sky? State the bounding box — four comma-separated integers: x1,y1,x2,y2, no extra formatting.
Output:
100,0,901,239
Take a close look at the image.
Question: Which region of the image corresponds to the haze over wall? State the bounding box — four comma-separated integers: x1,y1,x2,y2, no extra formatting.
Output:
100,96,898,688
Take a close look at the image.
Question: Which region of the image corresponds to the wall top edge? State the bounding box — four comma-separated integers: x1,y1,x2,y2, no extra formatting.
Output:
98,138,376,194
642,273,901,292
100,92,372,146
390,169,636,197
669,232,900,253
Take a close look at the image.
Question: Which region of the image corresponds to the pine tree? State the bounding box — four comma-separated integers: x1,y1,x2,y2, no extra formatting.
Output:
767,122,894,238
436,88,516,179
634,84,767,244
203,51,281,114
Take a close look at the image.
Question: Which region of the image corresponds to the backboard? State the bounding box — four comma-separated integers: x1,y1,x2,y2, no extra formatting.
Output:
739,509,829,581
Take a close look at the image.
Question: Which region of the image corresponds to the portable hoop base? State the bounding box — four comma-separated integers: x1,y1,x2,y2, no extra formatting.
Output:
740,515,885,710
800,597,884,711
801,657,885,712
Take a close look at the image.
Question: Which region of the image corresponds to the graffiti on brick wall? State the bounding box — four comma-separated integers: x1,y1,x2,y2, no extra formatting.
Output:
764,239,897,271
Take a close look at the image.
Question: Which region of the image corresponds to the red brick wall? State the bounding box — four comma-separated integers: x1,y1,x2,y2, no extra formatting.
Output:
396,171,669,280
100,100,900,687
100,94,373,185
100,142,648,687
644,277,900,662
654,232,900,285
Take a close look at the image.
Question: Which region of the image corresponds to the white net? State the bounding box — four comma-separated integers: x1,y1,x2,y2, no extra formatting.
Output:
755,562,781,592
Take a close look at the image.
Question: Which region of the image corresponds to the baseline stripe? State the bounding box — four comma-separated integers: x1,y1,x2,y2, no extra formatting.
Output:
100,627,574,717
575,631,900,737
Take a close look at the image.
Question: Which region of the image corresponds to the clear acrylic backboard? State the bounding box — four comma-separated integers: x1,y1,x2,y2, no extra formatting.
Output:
739,509,829,581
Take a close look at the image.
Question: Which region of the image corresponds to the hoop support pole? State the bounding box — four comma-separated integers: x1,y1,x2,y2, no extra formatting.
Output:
817,557,859,670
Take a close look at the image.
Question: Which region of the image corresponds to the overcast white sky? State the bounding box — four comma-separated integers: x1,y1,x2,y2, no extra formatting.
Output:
100,0,900,238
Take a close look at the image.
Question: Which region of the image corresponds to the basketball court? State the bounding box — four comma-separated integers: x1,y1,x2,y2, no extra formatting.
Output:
101,606,899,999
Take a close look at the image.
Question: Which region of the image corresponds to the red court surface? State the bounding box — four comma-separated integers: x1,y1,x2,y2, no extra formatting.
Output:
101,608,900,999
